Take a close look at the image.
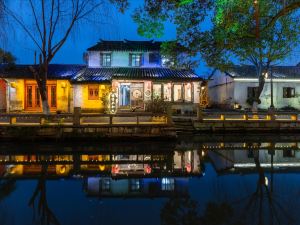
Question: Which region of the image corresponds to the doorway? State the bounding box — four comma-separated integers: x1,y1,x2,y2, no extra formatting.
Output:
25,81,57,112
119,84,130,108
0,79,6,112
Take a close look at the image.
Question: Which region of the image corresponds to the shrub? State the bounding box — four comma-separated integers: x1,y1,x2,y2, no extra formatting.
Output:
145,97,169,114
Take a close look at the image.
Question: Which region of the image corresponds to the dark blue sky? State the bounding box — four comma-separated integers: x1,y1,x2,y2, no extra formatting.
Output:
3,0,300,78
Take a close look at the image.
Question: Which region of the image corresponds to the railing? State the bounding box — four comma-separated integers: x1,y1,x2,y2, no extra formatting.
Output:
0,112,169,126
200,111,300,122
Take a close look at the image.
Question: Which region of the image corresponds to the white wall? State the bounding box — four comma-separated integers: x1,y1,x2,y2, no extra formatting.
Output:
73,84,83,107
233,80,300,109
88,51,162,68
208,71,234,106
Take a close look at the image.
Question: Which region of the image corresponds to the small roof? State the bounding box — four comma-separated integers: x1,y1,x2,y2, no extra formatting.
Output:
226,65,300,79
87,39,162,52
72,67,202,83
0,64,85,79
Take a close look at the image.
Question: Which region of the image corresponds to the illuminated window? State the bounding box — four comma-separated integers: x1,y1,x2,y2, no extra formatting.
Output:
162,178,175,191
283,87,295,98
130,179,141,192
153,84,162,99
184,83,192,102
101,53,111,67
88,85,99,100
130,54,142,67
163,83,172,101
173,84,183,102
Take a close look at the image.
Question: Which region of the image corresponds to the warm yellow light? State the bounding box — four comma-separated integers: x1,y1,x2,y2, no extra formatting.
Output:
10,82,17,88
61,82,66,88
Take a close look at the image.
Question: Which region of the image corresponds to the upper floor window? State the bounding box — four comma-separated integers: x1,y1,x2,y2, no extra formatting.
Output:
101,53,111,67
149,52,160,64
130,53,142,67
283,87,295,98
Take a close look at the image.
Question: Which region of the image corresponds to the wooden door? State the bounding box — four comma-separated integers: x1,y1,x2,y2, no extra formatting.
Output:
0,79,6,112
25,81,57,112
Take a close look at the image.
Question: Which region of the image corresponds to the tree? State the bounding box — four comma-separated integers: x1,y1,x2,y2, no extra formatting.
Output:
3,0,128,114
0,49,15,65
134,0,300,107
204,0,300,107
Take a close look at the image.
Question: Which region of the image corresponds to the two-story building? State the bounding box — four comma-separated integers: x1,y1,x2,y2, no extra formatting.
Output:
72,39,202,114
0,40,202,114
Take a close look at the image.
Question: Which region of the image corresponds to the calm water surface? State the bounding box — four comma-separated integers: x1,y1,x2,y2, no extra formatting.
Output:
1,134,300,225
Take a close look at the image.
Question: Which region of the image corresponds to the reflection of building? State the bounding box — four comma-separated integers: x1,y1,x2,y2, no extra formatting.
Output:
207,143,300,172
0,150,202,178
85,177,189,198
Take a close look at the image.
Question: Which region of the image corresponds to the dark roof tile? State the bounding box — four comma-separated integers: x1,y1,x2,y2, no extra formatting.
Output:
72,67,202,83
87,39,162,52
227,65,300,79
0,64,85,79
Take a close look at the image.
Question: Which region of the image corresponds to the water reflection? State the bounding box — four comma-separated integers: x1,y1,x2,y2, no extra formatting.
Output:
1,138,300,224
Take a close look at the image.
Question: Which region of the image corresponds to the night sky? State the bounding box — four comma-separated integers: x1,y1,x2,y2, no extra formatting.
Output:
2,0,300,78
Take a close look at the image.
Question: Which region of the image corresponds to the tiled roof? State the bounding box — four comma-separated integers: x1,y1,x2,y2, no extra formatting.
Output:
72,67,202,83
227,65,300,79
0,64,85,79
87,39,162,52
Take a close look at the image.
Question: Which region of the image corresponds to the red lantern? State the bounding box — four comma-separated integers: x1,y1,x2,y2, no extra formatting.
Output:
186,163,191,173
112,165,119,174
145,165,152,174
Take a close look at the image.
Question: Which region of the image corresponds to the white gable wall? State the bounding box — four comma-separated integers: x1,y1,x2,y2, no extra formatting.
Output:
88,51,161,68
208,70,234,106
233,79,300,109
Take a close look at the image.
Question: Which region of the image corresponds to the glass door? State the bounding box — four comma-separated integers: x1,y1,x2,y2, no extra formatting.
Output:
130,83,144,109
119,84,130,108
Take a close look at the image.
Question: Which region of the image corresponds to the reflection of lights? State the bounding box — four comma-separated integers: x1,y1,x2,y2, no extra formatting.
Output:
201,151,205,157
264,177,269,186
59,166,66,174
145,165,152,174
186,163,192,173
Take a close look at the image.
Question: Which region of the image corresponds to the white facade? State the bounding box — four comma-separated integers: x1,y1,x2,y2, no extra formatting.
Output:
209,70,300,110
88,51,161,68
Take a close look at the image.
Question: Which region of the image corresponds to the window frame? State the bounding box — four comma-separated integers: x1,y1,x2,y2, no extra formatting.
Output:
173,83,184,102
130,53,142,67
101,53,112,67
247,87,259,99
283,87,295,98
88,85,99,100
152,83,163,99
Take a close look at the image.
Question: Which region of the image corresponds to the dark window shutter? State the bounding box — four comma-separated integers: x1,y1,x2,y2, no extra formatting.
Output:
140,53,143,66
100,53,103,66
129,53,132,66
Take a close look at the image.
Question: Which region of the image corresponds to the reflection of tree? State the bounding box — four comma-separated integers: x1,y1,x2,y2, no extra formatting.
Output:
0,179,16,202
161,196,238,225
161,196,200,225
0,178,16,225
227,147,294,225
29,164,60,225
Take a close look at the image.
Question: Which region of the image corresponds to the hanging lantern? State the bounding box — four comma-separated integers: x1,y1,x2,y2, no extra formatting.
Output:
186,163,192,173
145,165,152,174
112,164,119,174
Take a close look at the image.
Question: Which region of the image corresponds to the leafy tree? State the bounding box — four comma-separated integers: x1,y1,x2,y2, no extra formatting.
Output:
134,0,300,106
204,0,300,106
3,0,129,114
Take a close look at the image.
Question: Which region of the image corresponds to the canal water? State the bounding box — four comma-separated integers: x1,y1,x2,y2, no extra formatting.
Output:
1,134,300,225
